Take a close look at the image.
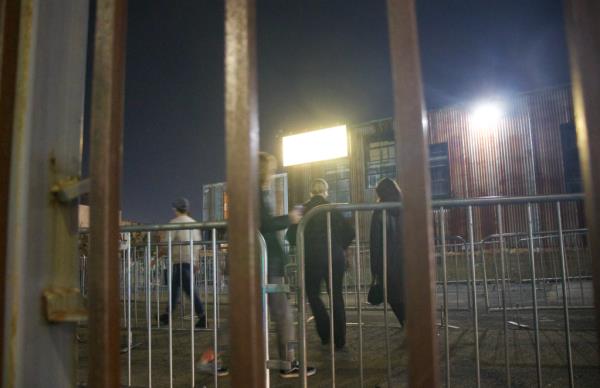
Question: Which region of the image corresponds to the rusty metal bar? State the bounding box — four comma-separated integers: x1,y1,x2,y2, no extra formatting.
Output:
564,0,600,349
0,0,20,380
225,0,265,386
386,0,440,386
88,0,127,387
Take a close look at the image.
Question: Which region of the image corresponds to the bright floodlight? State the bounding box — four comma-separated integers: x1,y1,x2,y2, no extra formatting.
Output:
470,102,502,129
282,125,348,166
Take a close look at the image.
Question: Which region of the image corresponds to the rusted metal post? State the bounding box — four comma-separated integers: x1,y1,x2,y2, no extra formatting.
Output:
386,0,440,386
0,0,20,381
88,0,127,387
225,0,265,387
564,0,600,348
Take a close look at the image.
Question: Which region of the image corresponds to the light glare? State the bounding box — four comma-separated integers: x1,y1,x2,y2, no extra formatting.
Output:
470,102,502,129
282,125,348,166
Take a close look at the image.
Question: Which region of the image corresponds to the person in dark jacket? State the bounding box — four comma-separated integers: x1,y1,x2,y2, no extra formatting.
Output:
369,177,405,326
259,152,316,378
290,178,355,349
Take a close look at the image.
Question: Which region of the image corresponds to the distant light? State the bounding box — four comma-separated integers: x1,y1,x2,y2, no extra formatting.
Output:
282,125,348,166
470,102,503,129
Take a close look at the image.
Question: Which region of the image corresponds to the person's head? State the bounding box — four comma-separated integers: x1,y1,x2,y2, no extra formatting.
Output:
375,177,402,202
259,152,277,189
310,178,329,198
172,197,190,215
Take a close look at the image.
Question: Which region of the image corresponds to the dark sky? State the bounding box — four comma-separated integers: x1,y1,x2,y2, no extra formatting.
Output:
105,0,570,223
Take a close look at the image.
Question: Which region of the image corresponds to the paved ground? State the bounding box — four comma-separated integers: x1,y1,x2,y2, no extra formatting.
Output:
77,305,599,387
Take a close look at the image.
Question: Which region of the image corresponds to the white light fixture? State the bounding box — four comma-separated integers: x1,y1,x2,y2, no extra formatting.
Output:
282,125,348,166
470,102,503,130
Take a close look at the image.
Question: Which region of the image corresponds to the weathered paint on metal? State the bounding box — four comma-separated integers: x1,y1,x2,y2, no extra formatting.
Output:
225,0,266,386
387,0,440,386
2,1,90,386
564,0,600,355
88,0,127,387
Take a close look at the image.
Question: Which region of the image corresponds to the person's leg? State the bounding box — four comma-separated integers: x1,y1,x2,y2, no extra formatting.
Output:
305,265,330,344
268,275,296,362
170,264,182,312
328,260,346,349
390,302,405,327
181,263,205,317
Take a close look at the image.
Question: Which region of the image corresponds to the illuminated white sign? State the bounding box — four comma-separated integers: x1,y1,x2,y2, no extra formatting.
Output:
282,125,348,166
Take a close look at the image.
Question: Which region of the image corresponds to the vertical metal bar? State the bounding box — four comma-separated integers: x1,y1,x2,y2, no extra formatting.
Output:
354,212,364,387
259,232,270,388
564,0,600,349
497,204,511,387
440,208,450,388
386,0,439,385
212,228,219,387
127,233,132,386
297,224,309,388
88,1,126,386
204,245,208,306
382,210,392,387
326,212,336,386
146,232,152,388
225,0,264,385
527,203,542,387
180,245,184,329
168,232,173,388
155,244,160,328
122,246,126,327
481,245,490,311
189,230,195,387
556,203,575,387
467,206,481,388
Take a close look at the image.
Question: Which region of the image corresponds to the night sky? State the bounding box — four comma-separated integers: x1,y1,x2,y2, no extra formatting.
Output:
102,0,570,223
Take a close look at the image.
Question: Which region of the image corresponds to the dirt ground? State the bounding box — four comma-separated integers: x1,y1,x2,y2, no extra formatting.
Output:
77,303,599,387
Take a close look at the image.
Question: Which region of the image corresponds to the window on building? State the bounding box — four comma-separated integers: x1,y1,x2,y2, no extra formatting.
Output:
365,136,451,198
560,122,582,193
366,139,396,188
430,143,450,199
324,160,351,203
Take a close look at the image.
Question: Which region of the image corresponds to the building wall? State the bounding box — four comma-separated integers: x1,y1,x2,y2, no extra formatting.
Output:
285,85,583,241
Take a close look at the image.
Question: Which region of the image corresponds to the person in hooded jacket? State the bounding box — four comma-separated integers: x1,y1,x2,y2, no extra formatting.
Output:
288,178,355,350
369,177,405,326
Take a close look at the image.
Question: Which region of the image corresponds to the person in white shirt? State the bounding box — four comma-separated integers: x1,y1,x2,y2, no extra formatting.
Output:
159,197,206,328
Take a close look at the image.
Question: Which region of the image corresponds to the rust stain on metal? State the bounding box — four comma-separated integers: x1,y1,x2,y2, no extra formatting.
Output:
42,287,88,322
387,0,440,386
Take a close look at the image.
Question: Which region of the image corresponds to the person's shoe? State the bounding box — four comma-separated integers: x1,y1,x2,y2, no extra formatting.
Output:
279,360,317,378
195,315,207,329
197,361,229,376
159,313,169,326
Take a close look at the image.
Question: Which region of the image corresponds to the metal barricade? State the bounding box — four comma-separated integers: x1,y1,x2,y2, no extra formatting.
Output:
294,193,592,388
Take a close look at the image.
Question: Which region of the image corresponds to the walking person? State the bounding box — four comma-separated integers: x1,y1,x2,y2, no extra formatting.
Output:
369,177,405,326
159,197,206,328
259,152,316,378
290,178,355,350
159,197,228,376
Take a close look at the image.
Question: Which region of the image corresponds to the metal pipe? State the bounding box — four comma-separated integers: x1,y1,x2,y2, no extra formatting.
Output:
527,203,543,387
382,210,392,387
467,206,481,388
354,212,364,387
259,232,270,387
168,232,173,388
155,244,160,328
189,230,195,388
146,232,152,388
326,212,336,386
440,208,451,387
127,233,132,386
212,228,219,387
497,204,511,387
87,1,126,386
556,202,575,387
481,245,490,311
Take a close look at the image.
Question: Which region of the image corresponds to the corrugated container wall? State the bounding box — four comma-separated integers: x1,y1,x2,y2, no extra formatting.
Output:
285,85,584,242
